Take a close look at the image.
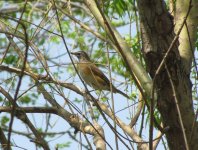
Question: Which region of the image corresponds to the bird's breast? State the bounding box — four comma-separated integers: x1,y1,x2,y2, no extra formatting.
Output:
77,62,92,77
77,62,106,90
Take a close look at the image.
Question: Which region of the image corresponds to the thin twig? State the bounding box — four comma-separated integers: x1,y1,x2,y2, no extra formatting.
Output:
7,1,29,148
150,1,193,149
165,64,189,150
184,21,198,145
51,1,113,149
129,93,143,127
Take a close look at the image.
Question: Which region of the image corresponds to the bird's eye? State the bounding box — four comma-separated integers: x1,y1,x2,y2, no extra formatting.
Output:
76,54,81,58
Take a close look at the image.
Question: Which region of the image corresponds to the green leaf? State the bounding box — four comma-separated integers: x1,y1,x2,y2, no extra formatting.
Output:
1,116,9,126
4,55,18,64
68,32,77,39
100,96,108,102
51,36,61,44
20,95,31,104
56,141,71,149
0,96,3,102
74,98,82,103
61,21,70,33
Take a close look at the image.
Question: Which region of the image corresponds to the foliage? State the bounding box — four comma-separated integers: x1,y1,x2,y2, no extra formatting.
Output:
0,0,197,150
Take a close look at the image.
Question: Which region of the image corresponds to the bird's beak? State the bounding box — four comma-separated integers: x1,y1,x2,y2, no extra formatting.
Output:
70,52,77,56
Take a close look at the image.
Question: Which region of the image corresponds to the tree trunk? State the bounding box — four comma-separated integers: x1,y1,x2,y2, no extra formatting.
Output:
137,0,198,149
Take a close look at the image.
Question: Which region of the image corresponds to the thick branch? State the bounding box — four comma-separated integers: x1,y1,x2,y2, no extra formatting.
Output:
83,0,153,98
0,127,9,150
175,0,198,73
0,106,58,114
0,86,50,150
97,102,148,149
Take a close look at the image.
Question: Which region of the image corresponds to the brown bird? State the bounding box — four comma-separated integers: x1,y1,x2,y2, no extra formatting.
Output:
71,51,129,99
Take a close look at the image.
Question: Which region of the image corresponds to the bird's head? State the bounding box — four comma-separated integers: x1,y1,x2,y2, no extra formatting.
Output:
71,51,91,61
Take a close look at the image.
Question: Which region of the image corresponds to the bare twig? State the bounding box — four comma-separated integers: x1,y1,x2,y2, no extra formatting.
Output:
0,127,9,150
139,104,145,137
165,64,189,150
150,1,193,149
7,1,29,148
184,21,198,145
129,93,143,127
0,86,50,150
153,123,164,150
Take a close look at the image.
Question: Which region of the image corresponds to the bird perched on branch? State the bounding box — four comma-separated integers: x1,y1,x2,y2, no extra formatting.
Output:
71,51,129,99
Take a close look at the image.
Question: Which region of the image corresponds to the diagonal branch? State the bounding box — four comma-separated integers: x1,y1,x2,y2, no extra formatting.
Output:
83,0,153,98
0,127,9,150
0,86,50,150
129,93,143,127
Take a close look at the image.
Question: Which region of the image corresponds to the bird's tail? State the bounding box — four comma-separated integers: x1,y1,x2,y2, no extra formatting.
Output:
114,88,130,99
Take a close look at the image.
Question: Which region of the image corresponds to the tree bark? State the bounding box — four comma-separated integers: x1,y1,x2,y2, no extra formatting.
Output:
137,0,198,149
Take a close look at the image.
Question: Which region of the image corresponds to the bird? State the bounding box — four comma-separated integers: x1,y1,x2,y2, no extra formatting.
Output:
71,51,129,99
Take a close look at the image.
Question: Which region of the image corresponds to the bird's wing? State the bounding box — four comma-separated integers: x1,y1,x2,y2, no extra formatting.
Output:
89,63,110,84
87,63,129,98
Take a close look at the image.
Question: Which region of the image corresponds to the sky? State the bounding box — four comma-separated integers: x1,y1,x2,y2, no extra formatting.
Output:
1,2,198,150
